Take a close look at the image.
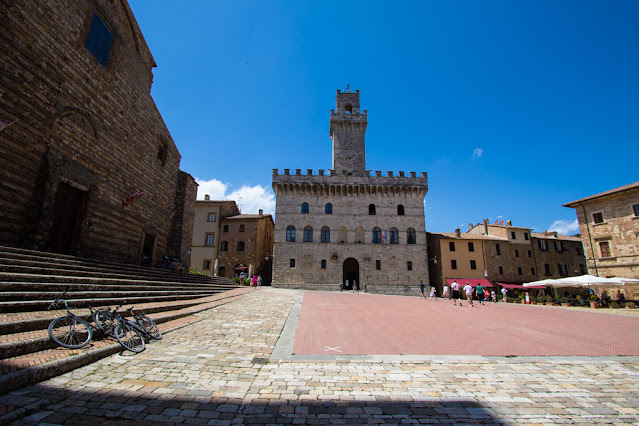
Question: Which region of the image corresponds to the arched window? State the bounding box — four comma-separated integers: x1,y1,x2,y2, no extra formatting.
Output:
303,226,313,242
239,224,245,232
397,205,405,215
338,226,348,243
372,227,382,244
325,203,333,214
369,204,376,215
345,103,352,113
407,228,416,244
220,241,228,251
237,241,245,252
301,202,309,214
390,227,399,244
355,226,364,243
321,226,330,243
286,226,296,242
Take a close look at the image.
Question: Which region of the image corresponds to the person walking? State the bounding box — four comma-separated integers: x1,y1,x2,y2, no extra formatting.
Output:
463,282,474,307
258,275,263,286
451,280,461,306
429,287,437,300
352,280,358,294
419,281,426,298
491,290,497,303
443,284,451,301
476,283,485,305
501,287,508,302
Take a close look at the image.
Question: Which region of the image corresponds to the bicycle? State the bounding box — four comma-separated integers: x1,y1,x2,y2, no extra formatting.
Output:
47,293,93,349
111,304,146,353
125,306,162,341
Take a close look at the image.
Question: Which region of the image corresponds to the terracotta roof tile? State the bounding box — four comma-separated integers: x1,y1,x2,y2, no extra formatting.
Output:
563,181,639,207
429,232,508,241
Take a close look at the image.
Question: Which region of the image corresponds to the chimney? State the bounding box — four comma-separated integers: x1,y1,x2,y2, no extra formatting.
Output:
259,209,263,216
204,194,210,201
468,223,473,231
483,218,489,235
506,220,512,226
455,228,461,237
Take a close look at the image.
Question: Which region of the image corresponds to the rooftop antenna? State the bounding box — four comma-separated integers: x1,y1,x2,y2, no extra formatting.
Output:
344,82,351,93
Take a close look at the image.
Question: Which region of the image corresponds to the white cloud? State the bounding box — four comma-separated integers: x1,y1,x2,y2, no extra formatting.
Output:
548,219,580,235
473,148,484,158
195,178,275,215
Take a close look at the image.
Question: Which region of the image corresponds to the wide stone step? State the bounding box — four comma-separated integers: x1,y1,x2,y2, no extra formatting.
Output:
0,281,234,293
0,288,225,302
0,293,220,313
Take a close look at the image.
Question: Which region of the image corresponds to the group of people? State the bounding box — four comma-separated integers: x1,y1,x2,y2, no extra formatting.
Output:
238,271,263,286
169,259,186,276
421,280,503,307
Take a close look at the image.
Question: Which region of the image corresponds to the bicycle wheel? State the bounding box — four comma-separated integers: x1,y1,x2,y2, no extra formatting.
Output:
138,315,162,340
94,309,114,336
48,316,92,349
114,323,146,353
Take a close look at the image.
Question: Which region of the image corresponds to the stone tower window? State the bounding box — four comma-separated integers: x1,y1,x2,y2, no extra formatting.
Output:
599,241,611,257
223,225,229,232
157,144,168,166
397,205,405,215
239,225,245,232
85,13,114,68
325,203,333,214
286,226,296,242
369,204,376,215
389,228,399,244
301,203,309,214
345,103,352,113
220,241,228,251
407,228,416,244
372,227,382,244
303,226,313,242
321,226,330,243
237,241,244,252
355,226,364,243
338,226,347,243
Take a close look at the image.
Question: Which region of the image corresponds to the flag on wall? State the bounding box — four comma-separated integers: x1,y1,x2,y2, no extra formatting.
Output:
123,189,144,207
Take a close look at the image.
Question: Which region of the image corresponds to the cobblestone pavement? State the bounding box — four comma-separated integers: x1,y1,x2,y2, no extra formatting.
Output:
3,288,639,425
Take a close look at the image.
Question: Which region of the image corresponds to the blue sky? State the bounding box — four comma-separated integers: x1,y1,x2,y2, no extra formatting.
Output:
129,1,639,235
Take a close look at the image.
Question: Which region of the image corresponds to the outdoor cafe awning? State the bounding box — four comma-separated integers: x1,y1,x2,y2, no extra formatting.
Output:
498,282,545,289
446,278,493,288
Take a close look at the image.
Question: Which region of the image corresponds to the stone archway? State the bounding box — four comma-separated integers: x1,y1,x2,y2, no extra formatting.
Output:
343,258,359,290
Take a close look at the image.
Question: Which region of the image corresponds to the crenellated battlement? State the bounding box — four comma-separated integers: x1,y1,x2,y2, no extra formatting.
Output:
272,169,426,179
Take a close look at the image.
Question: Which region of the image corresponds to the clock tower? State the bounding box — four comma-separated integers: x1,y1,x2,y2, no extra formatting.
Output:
330,89,367,174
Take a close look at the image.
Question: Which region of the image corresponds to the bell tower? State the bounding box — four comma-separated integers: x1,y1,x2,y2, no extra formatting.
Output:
330,89,367,174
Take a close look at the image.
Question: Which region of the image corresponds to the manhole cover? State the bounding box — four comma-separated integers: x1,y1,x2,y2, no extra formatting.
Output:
252,357,269,364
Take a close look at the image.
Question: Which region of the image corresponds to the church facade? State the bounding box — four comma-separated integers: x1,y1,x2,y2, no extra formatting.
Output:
271,90,429,294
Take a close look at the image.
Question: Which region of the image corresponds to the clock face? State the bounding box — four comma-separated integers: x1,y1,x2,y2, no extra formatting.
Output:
341,150,355,160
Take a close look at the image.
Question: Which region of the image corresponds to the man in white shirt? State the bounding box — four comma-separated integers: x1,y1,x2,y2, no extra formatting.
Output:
463,282,474,307
501,287,508,303
451,280,461,306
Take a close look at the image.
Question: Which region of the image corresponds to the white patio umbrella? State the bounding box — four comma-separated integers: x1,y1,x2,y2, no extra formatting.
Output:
613,277,639,284
552,275,624,287
523,279,562,287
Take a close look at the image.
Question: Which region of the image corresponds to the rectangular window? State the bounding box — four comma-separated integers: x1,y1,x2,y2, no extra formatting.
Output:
517,266,523,275
449,241,456,251
593,212,604,224
515,249,519,258
376,260,381,270
290,259,296,268
407,261,413,271
85,13,114,67
576,246,582,255
538,240,547,251
203,260,211,270
634,204,639,216
555,241,562,252
599,241,611,257
511,231,517,239
531,267,536,276
544,263,551,275
558,264,565,276
495,243,501,255
321,259,326,269
468,242,474,252
207,213,216,222
451,259,457,270
498,266,504,275
527,250,532,258
524,232,529,240
205,233,214,247
470,260,477,270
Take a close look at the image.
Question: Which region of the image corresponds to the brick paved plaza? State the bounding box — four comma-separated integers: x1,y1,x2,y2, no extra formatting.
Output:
2,288,639,424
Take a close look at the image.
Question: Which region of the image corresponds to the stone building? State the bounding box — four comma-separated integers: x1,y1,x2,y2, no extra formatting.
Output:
531,231,587,279
272,90,429,295
190,197,239,276
564,181,639,298
0,0,195,264
217,211,274,284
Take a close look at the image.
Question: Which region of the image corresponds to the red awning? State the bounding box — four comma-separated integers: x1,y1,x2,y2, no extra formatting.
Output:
234,266,248,270
497,282,546,289
446,278,493,288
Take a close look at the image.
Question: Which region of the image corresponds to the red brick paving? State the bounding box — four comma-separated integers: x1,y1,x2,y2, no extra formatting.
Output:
293,292,639,356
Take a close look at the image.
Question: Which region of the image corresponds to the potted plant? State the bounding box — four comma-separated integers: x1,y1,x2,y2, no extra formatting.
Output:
545,295,553,305
536,294,545,305
610,301,619,309
590,295,599,309
561,297,569,307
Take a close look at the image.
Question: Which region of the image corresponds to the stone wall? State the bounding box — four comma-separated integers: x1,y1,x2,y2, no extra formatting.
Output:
0,0,193,264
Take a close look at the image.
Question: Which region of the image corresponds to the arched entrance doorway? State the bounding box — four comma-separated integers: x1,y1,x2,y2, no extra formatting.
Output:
343,258,359,290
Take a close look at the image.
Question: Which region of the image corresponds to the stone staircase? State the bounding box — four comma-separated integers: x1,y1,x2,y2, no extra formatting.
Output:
0,245,254,395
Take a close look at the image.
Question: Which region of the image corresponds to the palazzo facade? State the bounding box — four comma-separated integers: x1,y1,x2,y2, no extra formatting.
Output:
271,90,429,295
